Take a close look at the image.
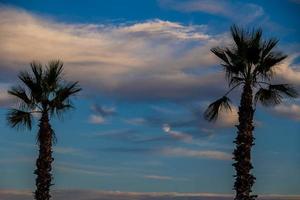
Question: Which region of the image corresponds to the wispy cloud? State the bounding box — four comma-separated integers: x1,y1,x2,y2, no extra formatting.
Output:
55,162,112,177
121,19,210,40
90,104,116,117
55,166,111,176
100,146,231,160
143,174,174,180
272,103,300,121
88,114,106,124
162,124,193,143
13,142,89,158
158,0,264,23
88,129,140,141
159,147,232,160
0,157,33,165
53,146,88,157
88,104,116,124
151,105,180,115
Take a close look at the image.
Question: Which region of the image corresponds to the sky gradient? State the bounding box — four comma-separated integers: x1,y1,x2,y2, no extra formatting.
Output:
0,0,300,199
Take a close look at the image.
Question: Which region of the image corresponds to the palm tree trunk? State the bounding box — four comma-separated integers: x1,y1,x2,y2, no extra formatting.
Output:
233,83,257,200
34,112,53,200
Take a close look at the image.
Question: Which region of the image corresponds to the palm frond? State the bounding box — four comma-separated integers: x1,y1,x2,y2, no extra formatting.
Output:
18,71,43,102
30,61,43,84
211,47,230,65
48,82,81,112
255,84,298,106
254,88,282,106
7,109,33,130
269,84,298,98
45,60,64,91
247,27,262,64
8,86,33,106
255,52,287,79
225,48,247,75
56,82,81,102
204,96,232,122
261,38,278,59
229,76,245,87
251,27,262,44
231,25,245,51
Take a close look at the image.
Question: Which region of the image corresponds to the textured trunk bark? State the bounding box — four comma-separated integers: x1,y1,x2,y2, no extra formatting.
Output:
34,112,53,200
233,83,257,200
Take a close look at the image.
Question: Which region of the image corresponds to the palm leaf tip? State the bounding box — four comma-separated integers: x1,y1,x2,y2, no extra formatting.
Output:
204,96,232,122
45,60,64,89
7,86,32,105
7,109,32,130
270,84,298,98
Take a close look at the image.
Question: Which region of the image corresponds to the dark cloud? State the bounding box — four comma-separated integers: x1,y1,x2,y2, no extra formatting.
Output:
91,104,117,117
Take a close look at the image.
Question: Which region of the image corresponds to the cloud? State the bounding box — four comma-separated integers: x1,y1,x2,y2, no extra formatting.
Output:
3,190,298,200
162,124,193,143
88,104,116,124
87,129,170,144
88,114,105,124
90,104,116,117
158,0,264,23
0,5,228,101
88,129,142,142
151,105,179,115
143,175,174,180
272,103,300,121
53,146,88,157
99,146,231,160
159,147,231,160
215,105,238,127
188,102,238,130
0,157,33,165
121,20,210,40
1,5,298,122
55,162,112,177
274,54,300,87
146,103,238,132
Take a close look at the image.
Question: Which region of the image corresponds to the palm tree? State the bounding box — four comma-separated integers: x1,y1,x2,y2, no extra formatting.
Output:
204,26,298,200
7,60,81,200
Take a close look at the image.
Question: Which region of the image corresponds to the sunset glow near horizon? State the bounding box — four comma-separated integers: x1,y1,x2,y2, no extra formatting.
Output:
0,0,299,198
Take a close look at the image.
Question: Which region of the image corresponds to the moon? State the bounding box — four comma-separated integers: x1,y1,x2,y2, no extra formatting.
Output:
163,124,171,132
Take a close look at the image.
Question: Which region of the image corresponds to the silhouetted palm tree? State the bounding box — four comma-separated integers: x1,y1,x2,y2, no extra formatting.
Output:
204,26,298,200
7,60,81,200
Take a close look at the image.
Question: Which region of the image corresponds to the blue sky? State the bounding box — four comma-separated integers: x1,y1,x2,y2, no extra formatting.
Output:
0,0,300,197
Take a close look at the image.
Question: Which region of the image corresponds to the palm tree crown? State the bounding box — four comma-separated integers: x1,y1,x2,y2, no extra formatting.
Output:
7,60,81,130
204,25,298,120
